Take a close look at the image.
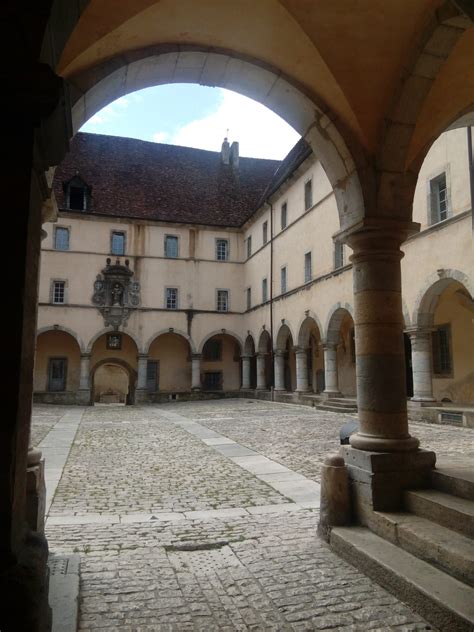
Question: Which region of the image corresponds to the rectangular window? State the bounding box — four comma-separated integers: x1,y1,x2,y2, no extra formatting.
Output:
304,179,313,210
54,227,70,251
164,234,179,258
432,324,452,375
146,360,159,392
203,371,222,390
48,358,67,392
280,266,287,294
165,287,178,309
68,186,86,211
262,221,268,245
111,231,125,255
247,235,252,258
304,252,312,283
217,289,229,312
281,202,287,229
430,173,448,224
334,242,344,269
215,238,229,261
262,277,268,303
52,281,65,304
246,287,252,310
203,339,222,361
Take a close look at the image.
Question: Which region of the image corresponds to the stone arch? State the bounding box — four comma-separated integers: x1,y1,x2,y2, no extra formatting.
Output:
297,313,324,348
275,322,295,351
69,48,364,231
144,329,195,354
198,329,243,354
36,325,85,353
90,357,137,405
86,328,142,354
324,303,354,345
257,329,272,354
412,269,474,328
243,334,256,356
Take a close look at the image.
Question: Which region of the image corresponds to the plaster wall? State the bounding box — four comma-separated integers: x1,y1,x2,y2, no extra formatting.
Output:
148,333,191,391
201,335,241,390
34,331,81,392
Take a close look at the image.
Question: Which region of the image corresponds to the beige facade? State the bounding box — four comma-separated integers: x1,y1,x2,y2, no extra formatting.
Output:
35,128,473,408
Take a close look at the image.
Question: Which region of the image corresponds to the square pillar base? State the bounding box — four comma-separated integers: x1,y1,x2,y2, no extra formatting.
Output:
26,458,46,534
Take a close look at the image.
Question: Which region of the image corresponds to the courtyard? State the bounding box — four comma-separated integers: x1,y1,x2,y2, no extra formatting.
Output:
32,400,474,631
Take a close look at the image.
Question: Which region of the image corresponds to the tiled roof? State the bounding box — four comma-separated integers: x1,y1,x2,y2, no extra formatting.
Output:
53,133,285,228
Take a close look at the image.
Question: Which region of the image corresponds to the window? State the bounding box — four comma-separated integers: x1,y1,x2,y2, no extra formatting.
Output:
280,266,287,294
68,186,87,210
216,289,229,312
164,234,179,258
111,231,125,255
432,324,452,375
334,242,344,269
430,173,449,224
304,179,313,210
216,238,229,261
247,235,252,258
246,287,252,310
146,360,159,392
203,371,222,390
165,287,178,309
48,358,67,392
52,281,65,304
54,227,70,251
203,339,222,361
107,333,122,349
262,278,268,303
262,221,268,244
304,252,312,283
281,202,287,229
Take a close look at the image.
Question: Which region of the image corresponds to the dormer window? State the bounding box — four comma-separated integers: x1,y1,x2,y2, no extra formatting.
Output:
64,175,90,211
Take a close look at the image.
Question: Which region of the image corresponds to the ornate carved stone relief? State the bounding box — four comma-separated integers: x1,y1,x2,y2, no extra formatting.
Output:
92,258,140,328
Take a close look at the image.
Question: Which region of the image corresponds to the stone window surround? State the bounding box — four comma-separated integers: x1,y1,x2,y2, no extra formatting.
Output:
280,265,288,295
215,238,230,261
432,322,454,378
280,201,288,230
304,177,313,211
262,220,268,245
165,286,179,310
54,225,70,251
47,356,68,392
216,288,230,312
164,233,180,258
304,250,312,283
426,163,451,227
50,278,68,304
262,277,268,303
246,286,252,310
110,230,126,256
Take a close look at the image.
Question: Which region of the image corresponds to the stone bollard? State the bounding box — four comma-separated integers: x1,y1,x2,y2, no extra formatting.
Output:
318,454,351,541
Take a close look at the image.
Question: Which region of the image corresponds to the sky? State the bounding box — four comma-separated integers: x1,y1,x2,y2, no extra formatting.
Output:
80,84,300,160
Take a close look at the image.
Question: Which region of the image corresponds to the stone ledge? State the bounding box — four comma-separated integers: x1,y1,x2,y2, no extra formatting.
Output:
48,554,80,632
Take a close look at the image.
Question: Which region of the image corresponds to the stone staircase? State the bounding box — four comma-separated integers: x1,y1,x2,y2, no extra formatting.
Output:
313,397,358,414
330,466,474,631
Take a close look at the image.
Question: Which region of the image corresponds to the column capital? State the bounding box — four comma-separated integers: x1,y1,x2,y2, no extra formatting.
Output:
293,346,307,355
191,353,202,360
257,351,269,358
274,349,285,357
137,353,149,359
80,352,91,359
336,217,420,252
321,342,337,351
405,327,435,338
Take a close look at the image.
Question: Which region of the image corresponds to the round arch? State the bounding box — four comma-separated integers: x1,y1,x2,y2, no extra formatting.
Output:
275,322,295,351
297,313,324,348
90,357,137,405
144,329,195,354
412,269,474,328
243,334,256,356
86,328,142,354
257,329,271,354
36,325,85,353
324,303,354,345
198,329,243,354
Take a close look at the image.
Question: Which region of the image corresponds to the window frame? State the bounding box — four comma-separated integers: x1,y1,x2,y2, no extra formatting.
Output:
47,357,68,392
165,286,179,310
111,230,126,256
304,251,312,283
215,238,229,261
246,235,252,259
432,323,453,377
281,202,288,230
429,171,450,225
262,221,268,245
334,241,345,269
262,277,268,303
216,289,230,312
54,226,70,251
203,371,223,390
146,360,159,392
280,265,287,295
164,234,180,258
51,279,67,304
246,287,252,310
304,178,313,211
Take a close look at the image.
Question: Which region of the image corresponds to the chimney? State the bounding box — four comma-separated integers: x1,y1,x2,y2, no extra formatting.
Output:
221,137,230,165
230,141,239,169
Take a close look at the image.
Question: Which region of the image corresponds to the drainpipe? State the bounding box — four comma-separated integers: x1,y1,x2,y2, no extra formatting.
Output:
467,126,474,230
267,201,275,401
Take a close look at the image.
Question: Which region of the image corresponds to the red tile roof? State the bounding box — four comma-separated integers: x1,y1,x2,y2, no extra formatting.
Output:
54,133,285,227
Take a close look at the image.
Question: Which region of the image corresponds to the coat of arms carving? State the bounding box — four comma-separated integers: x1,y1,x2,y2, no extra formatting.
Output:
92,258,140,328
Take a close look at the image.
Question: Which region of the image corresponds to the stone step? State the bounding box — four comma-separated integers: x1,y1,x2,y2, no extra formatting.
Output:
404,489,474,538
432,466,474,501
373,511,474,586
314,404,358,413
331,526,474,632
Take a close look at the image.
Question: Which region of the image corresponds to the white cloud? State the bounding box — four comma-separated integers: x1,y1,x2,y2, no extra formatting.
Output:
151,131,170,143
170,90,300,159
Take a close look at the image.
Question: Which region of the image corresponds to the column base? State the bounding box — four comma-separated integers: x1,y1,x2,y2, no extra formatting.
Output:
321,390,342,400
341,446,436,513
410,397,436,406
349,432,420,453
134,389,148,404
76,389,91,405
191,387,201,392
26,458,46,534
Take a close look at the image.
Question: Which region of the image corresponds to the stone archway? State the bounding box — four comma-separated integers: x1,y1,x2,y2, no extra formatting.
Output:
324,305,356,397
297,315,324,393
34,329,82,403
242,334,257,389
90,357,137,405
275,323,296,391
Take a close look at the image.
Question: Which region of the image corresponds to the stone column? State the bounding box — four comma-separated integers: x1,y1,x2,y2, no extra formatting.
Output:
77,353,91,404
191,354,202,390
408,329,435,402
295,347,309,392
134,353,149,403
346,224,419,453
256,353,267,390
322,343,341,397
274,351,285,391
241,355,251,389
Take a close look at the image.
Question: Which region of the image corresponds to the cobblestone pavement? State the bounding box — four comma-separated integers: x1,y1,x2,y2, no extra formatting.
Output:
30,404,68,447
33,399,470,630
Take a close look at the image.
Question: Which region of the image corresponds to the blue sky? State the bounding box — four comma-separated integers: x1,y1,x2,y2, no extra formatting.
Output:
81,84,300,159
